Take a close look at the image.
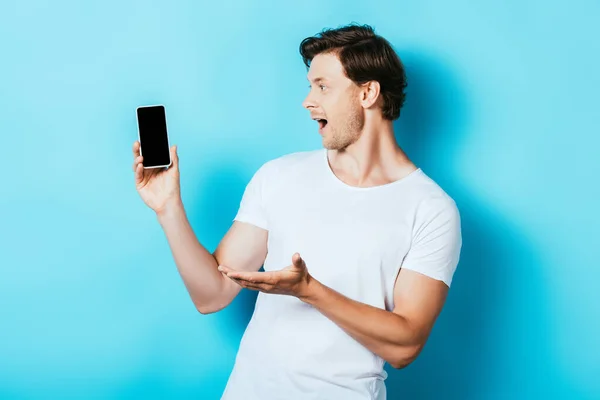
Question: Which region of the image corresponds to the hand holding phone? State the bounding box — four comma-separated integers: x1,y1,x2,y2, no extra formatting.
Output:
132,104,181,215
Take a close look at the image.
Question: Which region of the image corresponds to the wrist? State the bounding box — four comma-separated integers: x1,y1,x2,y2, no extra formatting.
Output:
156,198,184,221
299,274,322,305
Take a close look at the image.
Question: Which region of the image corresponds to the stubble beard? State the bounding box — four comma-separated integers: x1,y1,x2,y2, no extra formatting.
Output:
323,107,365,151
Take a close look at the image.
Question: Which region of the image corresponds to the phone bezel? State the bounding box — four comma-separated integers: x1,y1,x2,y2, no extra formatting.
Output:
136,104,172,169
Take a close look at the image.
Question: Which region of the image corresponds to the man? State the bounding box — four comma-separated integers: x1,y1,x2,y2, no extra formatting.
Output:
132,23,462,400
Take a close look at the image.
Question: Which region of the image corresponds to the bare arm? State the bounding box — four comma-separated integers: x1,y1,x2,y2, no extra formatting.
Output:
131,140,268,314
221,259,448,369
300,268,448,369
157,201,268,314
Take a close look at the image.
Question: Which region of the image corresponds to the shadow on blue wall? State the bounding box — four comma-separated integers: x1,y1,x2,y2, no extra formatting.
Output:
194,165,260,342
383,50,554,398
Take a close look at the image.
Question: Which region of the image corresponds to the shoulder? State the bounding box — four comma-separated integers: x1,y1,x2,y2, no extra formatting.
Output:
408,170,460,222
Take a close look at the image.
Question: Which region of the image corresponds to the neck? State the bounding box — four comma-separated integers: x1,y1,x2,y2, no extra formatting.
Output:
327,120,417,188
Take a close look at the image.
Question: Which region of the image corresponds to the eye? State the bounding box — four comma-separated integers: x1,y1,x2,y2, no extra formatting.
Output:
307,84,327,91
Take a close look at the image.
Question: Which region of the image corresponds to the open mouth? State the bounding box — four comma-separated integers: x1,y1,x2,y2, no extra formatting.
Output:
314,118,328,129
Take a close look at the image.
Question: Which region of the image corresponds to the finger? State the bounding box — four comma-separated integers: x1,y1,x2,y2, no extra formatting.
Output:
132,155,143,172
217,265,235,274
227,273,254,282
238,279,267,292
135,161,144,184
133,141,140,158
292,253,305,269
228,271,275,284
244,284,266,291
227,276,244,287
170,145,178,170
228,276,260,290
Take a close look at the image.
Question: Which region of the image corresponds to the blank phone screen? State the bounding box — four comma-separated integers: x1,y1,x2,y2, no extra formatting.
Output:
137,105,170,168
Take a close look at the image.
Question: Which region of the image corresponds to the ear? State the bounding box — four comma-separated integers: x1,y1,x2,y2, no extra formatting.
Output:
359,80,381,109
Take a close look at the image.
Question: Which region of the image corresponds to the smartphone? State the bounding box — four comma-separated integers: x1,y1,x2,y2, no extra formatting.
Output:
136,104,172,169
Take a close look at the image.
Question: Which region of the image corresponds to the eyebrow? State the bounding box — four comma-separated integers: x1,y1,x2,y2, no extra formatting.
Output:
307,77,328,83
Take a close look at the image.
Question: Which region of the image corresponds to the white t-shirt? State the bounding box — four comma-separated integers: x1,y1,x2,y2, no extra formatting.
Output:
221,148,462,400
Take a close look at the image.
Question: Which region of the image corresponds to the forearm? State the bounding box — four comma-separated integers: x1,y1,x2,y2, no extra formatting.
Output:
156,200,226,312
301,278,423,368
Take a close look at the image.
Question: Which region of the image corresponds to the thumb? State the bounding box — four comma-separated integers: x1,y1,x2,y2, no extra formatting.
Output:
170,145,179,169
292,252,305,269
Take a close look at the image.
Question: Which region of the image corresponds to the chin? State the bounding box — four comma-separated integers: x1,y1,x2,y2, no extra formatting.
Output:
324,135,354,151
324,142,344,151
322,138,336,150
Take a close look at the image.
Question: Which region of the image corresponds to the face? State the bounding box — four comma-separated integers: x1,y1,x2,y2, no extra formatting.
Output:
302,52,365,150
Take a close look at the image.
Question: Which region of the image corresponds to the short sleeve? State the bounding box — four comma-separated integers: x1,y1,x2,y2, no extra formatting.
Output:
401,196,462,287
233,163,270,230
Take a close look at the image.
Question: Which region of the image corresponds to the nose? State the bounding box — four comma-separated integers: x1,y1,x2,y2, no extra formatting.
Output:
302,92,317,110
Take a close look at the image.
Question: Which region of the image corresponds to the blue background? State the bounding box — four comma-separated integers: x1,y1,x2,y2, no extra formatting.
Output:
1,1,598,399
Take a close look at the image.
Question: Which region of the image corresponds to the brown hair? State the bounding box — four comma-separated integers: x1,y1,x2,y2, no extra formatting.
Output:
299,23,407,121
